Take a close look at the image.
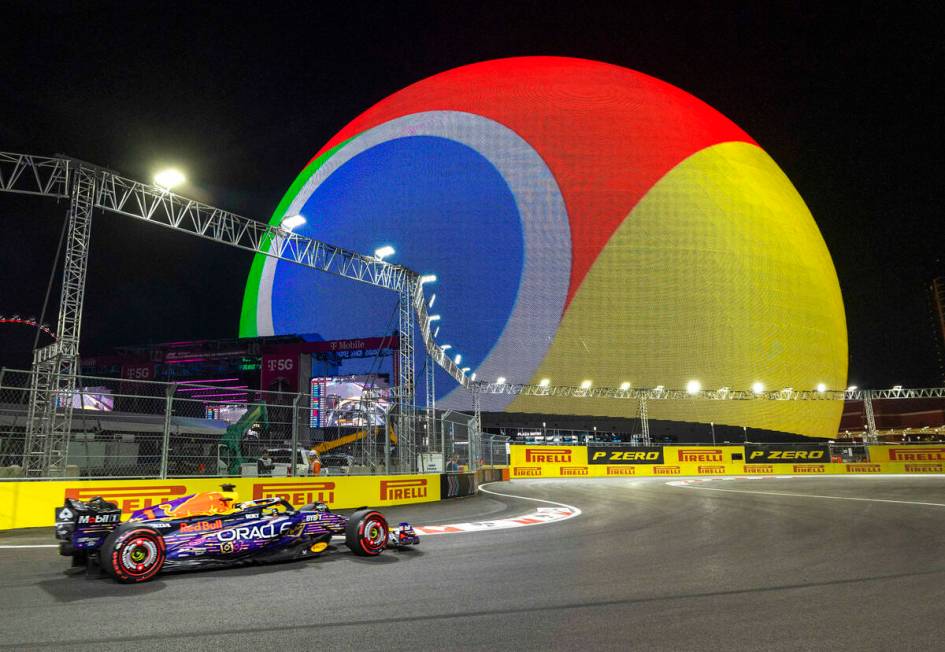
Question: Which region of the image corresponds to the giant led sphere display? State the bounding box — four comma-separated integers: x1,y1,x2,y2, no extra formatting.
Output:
242,57,847,438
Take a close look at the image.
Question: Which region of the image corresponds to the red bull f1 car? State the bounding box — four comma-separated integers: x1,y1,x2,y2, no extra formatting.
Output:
54,484,419,583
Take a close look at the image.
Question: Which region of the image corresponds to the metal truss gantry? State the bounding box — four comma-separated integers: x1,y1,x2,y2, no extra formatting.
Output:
1,151,468,475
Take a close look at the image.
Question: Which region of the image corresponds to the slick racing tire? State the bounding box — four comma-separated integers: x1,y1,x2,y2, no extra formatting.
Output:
345,510,389,556
102,526,166,583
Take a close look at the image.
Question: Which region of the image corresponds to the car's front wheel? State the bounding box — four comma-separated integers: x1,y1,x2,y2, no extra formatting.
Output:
345,510,389,556
102,526,166,583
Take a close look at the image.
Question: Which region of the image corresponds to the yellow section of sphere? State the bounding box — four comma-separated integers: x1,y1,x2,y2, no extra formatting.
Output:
509,141,847,437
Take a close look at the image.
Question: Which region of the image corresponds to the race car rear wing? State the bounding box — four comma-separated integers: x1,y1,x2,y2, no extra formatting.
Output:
54,497,122,544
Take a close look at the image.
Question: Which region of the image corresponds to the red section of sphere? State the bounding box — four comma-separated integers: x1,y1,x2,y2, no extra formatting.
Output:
312,56,755,306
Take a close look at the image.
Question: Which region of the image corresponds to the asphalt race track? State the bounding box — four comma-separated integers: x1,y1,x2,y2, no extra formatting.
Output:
2,476,944,650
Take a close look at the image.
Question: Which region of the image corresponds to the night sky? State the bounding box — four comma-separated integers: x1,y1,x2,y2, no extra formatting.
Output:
0,2,942,388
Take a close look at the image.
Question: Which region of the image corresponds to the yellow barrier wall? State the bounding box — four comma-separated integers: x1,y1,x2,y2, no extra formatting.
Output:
0,474,439,530
509,445,945,479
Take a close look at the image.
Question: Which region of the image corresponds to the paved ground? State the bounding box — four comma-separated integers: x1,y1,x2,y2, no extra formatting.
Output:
1,476,944,650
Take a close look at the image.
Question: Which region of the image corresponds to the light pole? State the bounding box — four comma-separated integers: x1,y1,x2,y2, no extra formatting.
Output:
710,421,716,445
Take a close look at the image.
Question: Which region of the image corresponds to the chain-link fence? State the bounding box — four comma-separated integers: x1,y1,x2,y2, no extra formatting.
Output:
0,368,485,480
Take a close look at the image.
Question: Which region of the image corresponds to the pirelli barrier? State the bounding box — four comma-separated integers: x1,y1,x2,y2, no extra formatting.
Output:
510,444,945,479
0,474,440,531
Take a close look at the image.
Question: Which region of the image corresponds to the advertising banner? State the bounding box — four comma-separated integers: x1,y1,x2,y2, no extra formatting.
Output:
868,445,945,465
260,353,300,392
509,445,586,478
0,474,439,530
587,445,663,464
744,444,830,464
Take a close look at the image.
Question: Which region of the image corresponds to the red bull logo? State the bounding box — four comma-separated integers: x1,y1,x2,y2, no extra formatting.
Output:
179,519,222,533
679,449,723,462
164,492,233,518
889,448,945,462
253,482,336,507
525,448,572,463
64,485,188,513
380,478,428,501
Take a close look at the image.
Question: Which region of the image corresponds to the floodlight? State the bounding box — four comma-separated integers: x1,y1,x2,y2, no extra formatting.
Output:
374,245,395,260
280,214,306,231
154,168,185,189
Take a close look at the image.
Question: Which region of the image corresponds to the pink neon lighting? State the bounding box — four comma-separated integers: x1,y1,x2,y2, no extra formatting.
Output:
188,392,250,399
177,378,242,384
177,385,249,393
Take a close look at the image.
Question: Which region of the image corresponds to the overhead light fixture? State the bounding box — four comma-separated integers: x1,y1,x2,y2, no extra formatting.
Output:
496,376,507,385
580,380,592,390
374,245,395,261
816,383,827,393
470,372,476,381
440,344,452,351
154,168,185,189
539,378,550,387
428,314,441,322
280,214,306,231
419,274,437,285
428,294,436,309
847,385,858,391
433,326,440,338
686,380,701,395
619,382,631,391
751,382,764,395
461,367,470,374
454,354,462,365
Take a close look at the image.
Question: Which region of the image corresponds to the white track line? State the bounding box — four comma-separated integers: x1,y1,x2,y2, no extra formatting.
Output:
414,482,582,536
0,544,58,549
677,484,945,508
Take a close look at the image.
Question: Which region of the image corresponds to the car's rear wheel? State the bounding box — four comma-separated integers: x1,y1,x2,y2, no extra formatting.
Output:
345,510,389,556
102,527,166,583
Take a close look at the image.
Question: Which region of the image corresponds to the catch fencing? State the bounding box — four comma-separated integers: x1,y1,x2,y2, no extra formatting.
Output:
0,368,508,480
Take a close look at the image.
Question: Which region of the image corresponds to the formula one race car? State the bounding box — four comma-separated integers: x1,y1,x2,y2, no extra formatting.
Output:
54,484,419,583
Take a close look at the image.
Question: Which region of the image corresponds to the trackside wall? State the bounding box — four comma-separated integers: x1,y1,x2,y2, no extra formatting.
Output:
509,445,945,478
0,474,440,530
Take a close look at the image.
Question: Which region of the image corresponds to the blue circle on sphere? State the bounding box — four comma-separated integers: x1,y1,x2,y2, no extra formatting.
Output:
270,135,525,387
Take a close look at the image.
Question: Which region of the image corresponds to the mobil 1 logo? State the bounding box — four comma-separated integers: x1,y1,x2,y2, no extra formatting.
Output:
588,445,663,464
745,444,830,464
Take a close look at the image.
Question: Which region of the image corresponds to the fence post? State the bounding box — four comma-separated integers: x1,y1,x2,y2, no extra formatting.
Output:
290,393,302,477
384,418,390,475
440,411,449,471
159,383,176,479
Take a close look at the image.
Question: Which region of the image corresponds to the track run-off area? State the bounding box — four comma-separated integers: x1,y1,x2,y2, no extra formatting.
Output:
1,476,944,650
